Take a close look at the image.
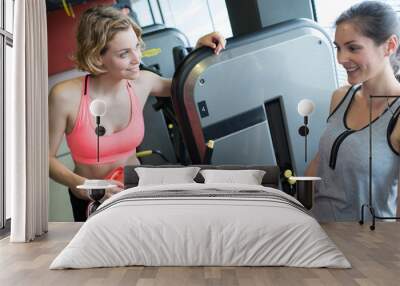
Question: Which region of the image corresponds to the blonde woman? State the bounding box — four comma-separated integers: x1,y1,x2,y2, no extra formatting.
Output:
49,6,226,221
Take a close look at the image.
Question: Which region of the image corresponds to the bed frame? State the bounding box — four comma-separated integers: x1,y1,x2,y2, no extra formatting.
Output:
124,165,280,190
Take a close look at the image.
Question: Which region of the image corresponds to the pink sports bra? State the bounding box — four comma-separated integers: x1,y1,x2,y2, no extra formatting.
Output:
66,75,145,164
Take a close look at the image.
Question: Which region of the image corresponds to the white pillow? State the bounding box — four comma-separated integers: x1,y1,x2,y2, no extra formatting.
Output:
200,169,266,185
135,167,201,186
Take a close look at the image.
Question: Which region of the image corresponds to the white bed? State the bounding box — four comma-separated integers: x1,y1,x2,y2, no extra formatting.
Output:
50,182,350,269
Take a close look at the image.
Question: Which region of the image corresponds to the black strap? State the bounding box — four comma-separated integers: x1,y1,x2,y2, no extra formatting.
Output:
387,104,400,155
83,74,90,96
329,130,355,170
326,85,357,122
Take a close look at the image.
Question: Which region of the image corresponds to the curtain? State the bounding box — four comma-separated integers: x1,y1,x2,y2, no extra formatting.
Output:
7,0,49,242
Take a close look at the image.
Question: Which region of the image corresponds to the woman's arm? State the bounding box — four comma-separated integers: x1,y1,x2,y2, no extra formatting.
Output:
305,152,320,176
389,114,400,217
125,152,141,165
49,83,89,200
148,74,172,98
397,173,400,217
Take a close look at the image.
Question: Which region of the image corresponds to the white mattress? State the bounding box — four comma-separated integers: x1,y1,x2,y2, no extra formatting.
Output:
50,183,350,269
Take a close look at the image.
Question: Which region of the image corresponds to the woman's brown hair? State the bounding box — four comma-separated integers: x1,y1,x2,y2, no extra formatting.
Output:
336,1,400,80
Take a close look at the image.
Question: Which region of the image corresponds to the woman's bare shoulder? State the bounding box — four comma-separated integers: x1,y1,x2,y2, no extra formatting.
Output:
49,76,84,113
50,77,83,97
329,85,351,113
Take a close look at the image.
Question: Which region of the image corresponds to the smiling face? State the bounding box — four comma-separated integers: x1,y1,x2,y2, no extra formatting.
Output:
100,27,142,80
334,22,389,85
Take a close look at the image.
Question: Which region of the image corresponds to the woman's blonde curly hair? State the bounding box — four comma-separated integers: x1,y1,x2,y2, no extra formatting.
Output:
74,6,143,75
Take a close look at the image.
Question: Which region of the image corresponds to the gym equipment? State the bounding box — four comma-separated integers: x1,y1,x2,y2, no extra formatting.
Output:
139,28,190,164
172,18,338,191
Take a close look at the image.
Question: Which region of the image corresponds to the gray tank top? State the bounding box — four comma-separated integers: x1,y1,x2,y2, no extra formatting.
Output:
313,85,400,222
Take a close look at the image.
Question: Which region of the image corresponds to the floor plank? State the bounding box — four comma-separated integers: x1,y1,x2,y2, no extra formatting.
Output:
0,222,399,285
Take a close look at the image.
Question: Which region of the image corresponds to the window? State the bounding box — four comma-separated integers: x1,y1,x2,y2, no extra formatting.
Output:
157,0,232,46
130,0,232,46
314,0,400,85
5,0,12,33
1,0,14,231
4,43,11,221
148,0,164,25
206,0,232,40
131,0,156,27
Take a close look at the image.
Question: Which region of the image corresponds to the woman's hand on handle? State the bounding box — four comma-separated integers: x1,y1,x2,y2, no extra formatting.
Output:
196,32,226,55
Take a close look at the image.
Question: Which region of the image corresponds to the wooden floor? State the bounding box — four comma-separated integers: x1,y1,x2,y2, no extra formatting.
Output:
0,222,399,286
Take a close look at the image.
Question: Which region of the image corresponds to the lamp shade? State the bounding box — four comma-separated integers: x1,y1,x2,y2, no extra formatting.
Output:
297,99,315,117
89,99,107,117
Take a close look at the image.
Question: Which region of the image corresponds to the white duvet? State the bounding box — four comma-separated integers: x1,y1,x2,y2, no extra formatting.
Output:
50,183,350,269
